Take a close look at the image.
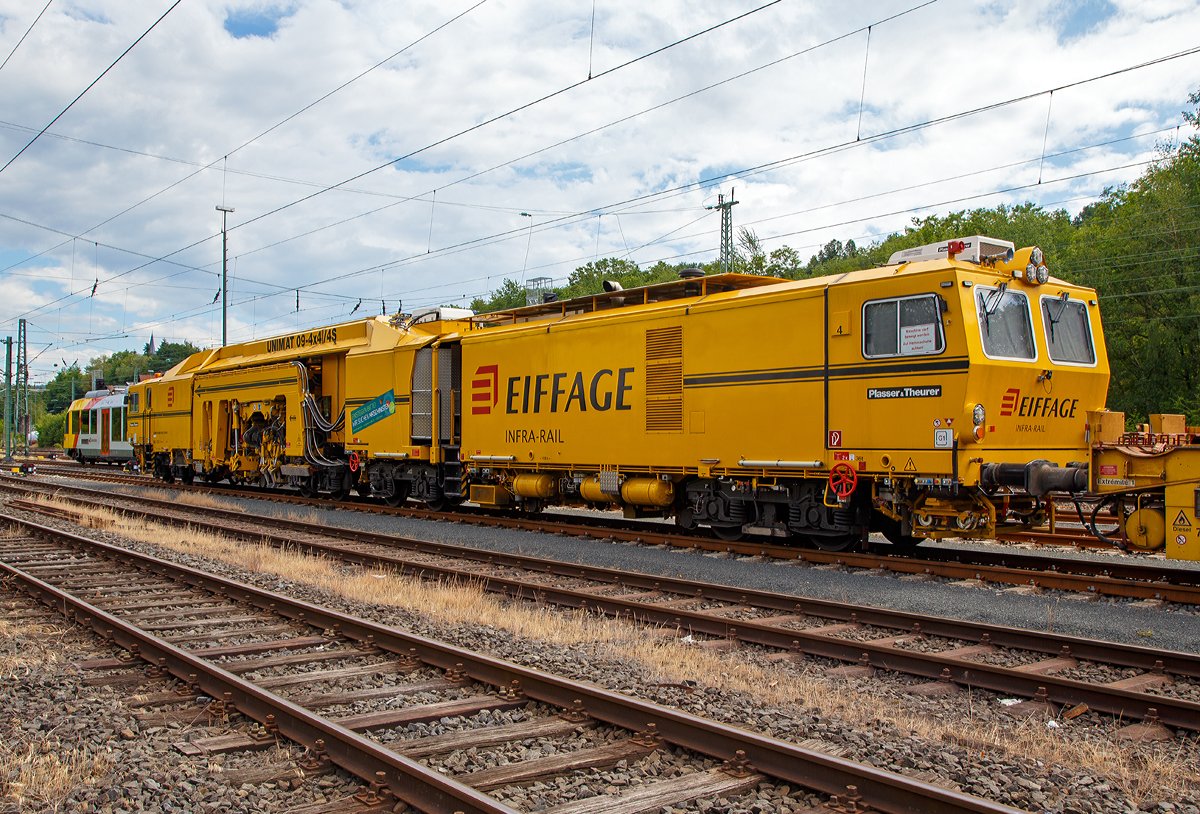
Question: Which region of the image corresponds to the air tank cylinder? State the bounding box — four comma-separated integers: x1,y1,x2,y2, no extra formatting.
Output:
510,473,556,500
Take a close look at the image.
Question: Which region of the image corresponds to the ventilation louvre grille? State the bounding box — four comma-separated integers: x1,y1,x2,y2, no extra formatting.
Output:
645,327,682,433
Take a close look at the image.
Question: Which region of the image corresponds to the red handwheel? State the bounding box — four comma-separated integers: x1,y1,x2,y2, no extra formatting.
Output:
349,451,360,472
829,462,857,499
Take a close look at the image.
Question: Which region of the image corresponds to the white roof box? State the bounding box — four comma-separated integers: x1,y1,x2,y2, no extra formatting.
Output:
888,235,1015,266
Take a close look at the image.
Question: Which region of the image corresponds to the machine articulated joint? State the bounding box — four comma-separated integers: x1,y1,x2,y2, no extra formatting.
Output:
980,460,1088,497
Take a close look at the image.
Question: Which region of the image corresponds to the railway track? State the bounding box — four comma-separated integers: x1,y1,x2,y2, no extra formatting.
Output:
15,470,1200,603
0,515,1022,814
27,462,1119,544
5,480,1199,737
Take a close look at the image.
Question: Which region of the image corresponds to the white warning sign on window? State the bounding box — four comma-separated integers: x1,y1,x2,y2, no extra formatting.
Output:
901,323,937,354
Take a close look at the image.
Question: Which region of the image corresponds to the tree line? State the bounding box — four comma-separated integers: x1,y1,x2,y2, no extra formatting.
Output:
471,91,1200,426
32,91,1200,445
33,340,200,446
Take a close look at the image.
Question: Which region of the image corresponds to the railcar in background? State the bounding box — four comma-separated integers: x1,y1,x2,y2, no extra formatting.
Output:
129,235,1200,559
63,388,135,466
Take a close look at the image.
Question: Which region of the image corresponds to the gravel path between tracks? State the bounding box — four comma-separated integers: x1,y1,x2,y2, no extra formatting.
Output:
68,478,1200,655
0,598,367,813
4,489,1200,814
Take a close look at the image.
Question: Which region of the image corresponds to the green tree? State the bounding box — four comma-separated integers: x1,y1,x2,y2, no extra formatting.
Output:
469,278,527,314
35,411,66,447
42,363,89,413
147,340,201,372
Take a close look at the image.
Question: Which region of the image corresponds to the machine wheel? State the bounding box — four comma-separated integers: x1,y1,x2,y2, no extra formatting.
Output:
711,525,744,543
808,533,858,552
383,480,410,507
879,518,921,550
298,476,316,498
675,507,696,530
181,467,194,486
423,496,447,512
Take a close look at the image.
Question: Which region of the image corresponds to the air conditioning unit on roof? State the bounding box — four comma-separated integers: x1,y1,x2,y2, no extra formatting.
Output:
887,235,1014,266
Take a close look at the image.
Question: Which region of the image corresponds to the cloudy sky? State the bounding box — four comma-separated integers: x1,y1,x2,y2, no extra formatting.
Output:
0,0,1197,382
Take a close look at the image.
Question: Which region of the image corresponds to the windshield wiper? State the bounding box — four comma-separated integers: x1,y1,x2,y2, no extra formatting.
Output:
981,282,1007,336
1047,291,1069,343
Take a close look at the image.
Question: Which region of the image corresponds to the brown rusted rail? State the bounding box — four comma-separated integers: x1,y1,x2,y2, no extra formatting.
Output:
9,473,1199,601
7,492,1200,734
0,516,1021,814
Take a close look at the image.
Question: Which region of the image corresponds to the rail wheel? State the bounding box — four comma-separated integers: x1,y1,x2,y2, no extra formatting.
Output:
808,533,858,552
423,496,447,512
383,480,410,508
711,525,744,542
297,476,316,498
879,518,921,550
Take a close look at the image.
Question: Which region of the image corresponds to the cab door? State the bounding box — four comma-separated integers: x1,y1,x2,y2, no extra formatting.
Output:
101,410,111,456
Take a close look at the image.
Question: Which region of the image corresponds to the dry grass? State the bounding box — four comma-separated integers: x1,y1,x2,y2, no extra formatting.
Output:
18,496,1200,802
129,486,245,513
0,617,64,679
0,732,114,809
0,613,114,807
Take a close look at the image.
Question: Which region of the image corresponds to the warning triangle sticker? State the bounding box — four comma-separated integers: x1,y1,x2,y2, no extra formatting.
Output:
904,458,917,472
1174,511,1192,528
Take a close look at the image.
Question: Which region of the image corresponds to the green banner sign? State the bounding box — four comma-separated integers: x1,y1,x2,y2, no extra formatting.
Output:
351,389,395,434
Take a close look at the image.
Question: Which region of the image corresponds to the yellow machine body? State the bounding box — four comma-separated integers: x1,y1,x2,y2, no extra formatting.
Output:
1090,414,1200,560
135,236,1198,554
460,245,1110,541
129,314,473,500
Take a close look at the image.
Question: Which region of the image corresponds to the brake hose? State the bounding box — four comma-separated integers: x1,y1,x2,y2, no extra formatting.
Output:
1090,495,1127,551
1010,494,1042,522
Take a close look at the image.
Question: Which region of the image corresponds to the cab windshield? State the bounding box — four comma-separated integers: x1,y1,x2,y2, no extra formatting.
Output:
1041,295,1095,365
976,286,1035,360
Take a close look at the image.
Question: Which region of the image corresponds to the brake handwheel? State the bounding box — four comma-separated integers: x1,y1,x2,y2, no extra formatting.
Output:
829,462,858,499
348,451,360,472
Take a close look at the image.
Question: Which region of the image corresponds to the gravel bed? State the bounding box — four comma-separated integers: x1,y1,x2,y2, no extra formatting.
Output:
5,493,1200,813
61,476,1200,653
0,592,368,813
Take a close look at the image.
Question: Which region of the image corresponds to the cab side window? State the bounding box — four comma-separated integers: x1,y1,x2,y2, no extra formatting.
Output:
863,294,945,358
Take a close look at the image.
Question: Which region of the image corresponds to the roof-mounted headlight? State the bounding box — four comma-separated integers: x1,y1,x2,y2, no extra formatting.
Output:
1035,264,1049,284
1030,246,1044,265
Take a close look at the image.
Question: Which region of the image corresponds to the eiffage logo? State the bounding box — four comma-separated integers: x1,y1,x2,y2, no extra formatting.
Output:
472,365,499,415
999,388,1019,417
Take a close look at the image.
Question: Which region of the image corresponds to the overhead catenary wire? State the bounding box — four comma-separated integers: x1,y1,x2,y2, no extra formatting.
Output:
226,0,790,235
0,0,183,176
0,0,54,76
13,20,1200,357
212,44,1200,306
3,117,1182,344
0,0,800,328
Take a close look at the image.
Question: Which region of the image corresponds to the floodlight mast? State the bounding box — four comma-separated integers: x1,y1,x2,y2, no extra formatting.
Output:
216,205,235,346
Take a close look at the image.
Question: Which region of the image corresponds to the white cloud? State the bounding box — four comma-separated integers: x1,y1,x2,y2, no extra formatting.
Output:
0,0,1197,380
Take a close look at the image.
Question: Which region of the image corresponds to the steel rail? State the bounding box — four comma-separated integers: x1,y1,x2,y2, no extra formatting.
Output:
0,555,517,814
8,478,1200,674
10,482,1200,679
0,516,1021,814
14,473,1199,600
8,492,1200,733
